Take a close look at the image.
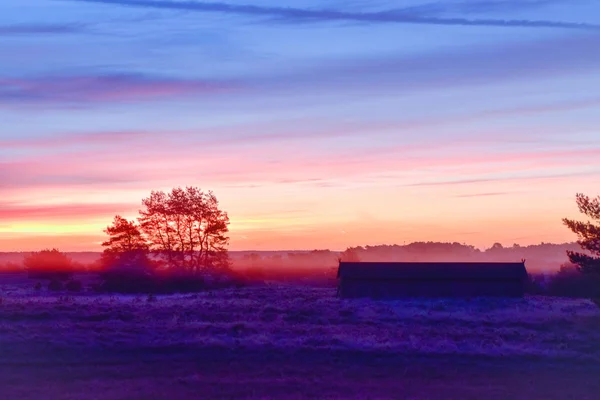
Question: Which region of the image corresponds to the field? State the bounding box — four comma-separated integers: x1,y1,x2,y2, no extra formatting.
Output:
2,275,600,399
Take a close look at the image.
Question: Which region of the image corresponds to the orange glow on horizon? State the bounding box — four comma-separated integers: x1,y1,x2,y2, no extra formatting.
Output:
2,121,598,252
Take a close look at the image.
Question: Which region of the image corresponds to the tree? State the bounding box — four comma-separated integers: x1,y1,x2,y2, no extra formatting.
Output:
100,215,152,272
99,216,156,293
138,187,230,273
339,247,361,262
563,193,600,274
24,248,73,280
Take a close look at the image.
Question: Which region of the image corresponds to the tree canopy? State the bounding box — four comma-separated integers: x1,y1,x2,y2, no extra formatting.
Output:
138,187,230,272
563,193,600,274
101,215,152,272
101,186,230,275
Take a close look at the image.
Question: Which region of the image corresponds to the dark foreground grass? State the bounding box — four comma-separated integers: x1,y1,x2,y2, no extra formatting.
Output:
2,346,600,400
1,284,600,399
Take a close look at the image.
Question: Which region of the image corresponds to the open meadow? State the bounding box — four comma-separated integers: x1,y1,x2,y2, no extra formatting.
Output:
2,274,600,399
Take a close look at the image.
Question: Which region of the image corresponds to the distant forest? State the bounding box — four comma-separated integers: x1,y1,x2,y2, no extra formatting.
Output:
0,241,580,274
235,242,580,273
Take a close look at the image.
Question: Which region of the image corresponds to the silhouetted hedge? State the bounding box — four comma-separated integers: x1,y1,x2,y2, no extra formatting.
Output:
97,267,246,294
65,280,83,292
98,267,156,294
48,279,64,292
526,265,600,299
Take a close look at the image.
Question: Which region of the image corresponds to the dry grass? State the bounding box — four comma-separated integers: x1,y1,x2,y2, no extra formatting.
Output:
1,285,599,360
2,279,600,399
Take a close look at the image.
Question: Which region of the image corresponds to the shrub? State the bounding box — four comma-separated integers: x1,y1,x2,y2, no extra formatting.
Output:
96,252,246,294
25,249,73,281
89,283,103,293
65,280,83,292
547,263,600,298
525,274,547,295
97,252,159,294
34,282,42,291
48,279,64,292
98,268,246,294
156,271,208,294
99,268,157,294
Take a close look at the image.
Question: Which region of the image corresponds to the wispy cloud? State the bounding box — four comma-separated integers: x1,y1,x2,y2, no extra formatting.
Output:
0,234,106,252
3,130,599,194
71,0,600,30
0,202,136,220
0,131,149,149
0,73,237,106
455,192,514,198
254,33,600,93
397,0,568,16
2,92,597,152
3,35,599,107
404,170,600,188
0,24,88,36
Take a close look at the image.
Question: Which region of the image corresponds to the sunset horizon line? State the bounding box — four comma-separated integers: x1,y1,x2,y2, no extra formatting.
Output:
0,240,579,254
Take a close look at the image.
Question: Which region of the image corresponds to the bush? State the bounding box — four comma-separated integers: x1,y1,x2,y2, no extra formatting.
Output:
96,265,245,294
99,268,157,294
525,274,547,295
34,282,42,291
547,264,600,298
25,249,73,281
527,264,600,299
48,279,64,292
156,271,207,294
89,283,103,293
65,280,83,292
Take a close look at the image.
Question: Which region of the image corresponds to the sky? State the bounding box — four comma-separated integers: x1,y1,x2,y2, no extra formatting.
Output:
1,0,600,252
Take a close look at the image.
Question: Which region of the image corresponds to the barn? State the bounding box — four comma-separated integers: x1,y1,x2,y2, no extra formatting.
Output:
336,261,528,299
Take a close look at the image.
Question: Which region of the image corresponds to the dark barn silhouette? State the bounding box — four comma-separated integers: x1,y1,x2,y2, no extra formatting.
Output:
337,261,528,299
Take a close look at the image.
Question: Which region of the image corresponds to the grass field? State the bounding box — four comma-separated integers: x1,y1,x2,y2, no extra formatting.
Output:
1,275,600,399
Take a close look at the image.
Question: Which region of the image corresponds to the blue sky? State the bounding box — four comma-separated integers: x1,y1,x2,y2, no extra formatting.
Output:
1,0,600,251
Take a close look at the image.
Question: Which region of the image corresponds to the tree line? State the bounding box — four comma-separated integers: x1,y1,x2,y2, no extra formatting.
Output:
15,189,600,297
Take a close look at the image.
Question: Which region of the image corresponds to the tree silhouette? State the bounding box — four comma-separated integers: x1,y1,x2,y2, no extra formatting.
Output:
340,247,361,262
24,248,73,280
138,187,230,273
100,215,152,272
563,193,600,274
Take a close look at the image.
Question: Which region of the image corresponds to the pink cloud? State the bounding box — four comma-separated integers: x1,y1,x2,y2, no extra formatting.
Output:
5,94,593,151
0,234,105,252
0,131,150,149
0,202,138,221
3,134,600,194
0,73,238,106
454,192,513,198
402,171,600,188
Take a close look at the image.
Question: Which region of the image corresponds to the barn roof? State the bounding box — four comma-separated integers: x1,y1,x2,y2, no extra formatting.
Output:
337,262,527,280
